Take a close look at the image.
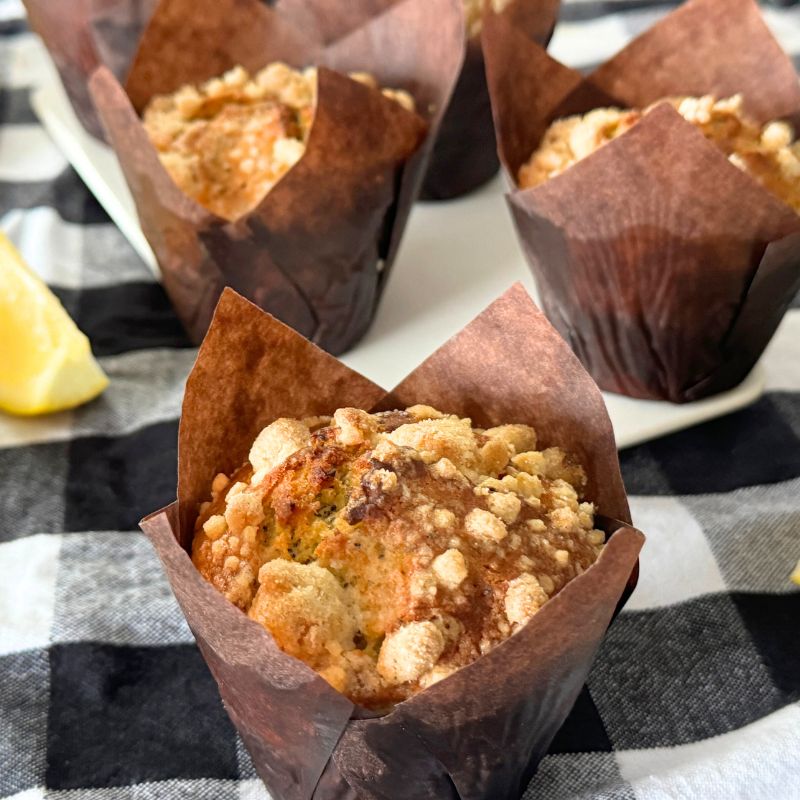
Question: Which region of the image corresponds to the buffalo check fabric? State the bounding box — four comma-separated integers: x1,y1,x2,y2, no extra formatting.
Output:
2,0,800,797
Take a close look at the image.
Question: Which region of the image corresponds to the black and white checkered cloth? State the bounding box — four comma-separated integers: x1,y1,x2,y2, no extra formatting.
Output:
2,0,800,797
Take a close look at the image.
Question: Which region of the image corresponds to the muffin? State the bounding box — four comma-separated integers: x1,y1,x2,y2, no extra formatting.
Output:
483,0,800,402
192,405,605,709
519,94,800,212
89,0,463,353
144,63,415,220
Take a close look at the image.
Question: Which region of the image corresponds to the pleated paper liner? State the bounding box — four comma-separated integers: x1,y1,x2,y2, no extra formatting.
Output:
484,0,800,402
140,284,644,800
90,0,157,90
22,0,157,139
84,0,463,354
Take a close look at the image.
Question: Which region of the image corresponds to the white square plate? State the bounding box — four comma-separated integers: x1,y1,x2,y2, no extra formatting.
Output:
30,71,765,450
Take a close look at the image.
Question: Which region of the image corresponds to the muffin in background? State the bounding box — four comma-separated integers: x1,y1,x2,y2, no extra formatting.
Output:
420,0,560,199
87,0,463,355
484,0,800,402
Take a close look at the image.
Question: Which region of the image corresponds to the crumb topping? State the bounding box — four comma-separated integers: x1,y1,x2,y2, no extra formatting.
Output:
463,0,513,38
192,406,604,709
519,94,800,213
143,63,415,221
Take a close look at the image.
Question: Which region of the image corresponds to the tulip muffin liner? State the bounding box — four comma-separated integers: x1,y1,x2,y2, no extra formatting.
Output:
484,0,800,402
30,0,465,353
140,284,644,800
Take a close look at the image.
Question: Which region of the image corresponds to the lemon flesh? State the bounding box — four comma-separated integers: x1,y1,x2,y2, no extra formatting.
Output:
0,232,108,416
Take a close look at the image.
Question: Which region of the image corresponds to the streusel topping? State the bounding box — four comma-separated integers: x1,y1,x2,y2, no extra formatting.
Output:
143,63,415,221
192,406,604,709
519,94,800,212
463,0,513,38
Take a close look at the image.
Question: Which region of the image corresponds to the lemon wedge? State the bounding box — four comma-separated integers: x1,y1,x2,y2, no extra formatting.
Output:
792,559,800,586
0,231,108,415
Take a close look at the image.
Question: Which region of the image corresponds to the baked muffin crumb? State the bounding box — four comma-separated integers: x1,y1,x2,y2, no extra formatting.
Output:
144,63,415,220
192,406,605,708
519,94,800,212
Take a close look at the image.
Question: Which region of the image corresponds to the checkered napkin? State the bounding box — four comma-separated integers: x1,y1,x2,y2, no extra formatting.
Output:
1,0,799,797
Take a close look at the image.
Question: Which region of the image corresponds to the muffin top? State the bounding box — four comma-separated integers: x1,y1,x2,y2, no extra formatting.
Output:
143,63,415,221
519,94,800,212
192,405,605,710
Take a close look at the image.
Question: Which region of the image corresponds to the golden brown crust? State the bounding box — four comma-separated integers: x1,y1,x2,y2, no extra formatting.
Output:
192,406,604,709
519,95,800,213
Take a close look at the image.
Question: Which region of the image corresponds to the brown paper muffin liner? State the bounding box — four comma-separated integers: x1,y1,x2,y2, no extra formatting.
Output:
28,0,463,353
22,0,158,139
273,0,401,46
140,284,644,800
484,0,800,402
420,0,560,200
